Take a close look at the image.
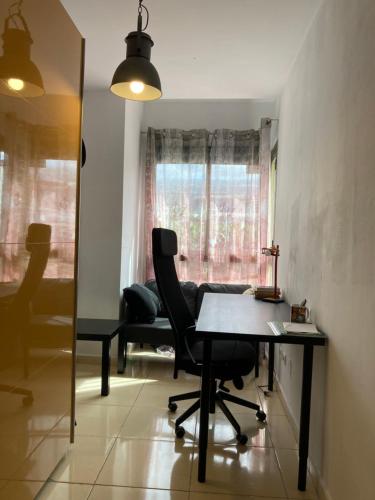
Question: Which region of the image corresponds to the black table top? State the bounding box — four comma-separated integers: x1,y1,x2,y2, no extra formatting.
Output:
196,294,327,346
77,318,124,341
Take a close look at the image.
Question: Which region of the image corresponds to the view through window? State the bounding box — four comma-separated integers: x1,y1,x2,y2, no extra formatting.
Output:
154,162,263,284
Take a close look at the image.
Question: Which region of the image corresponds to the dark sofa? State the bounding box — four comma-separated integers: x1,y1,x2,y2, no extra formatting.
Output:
117,280,256,373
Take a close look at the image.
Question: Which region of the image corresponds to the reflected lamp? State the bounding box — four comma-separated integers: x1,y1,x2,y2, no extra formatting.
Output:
0,2,44,98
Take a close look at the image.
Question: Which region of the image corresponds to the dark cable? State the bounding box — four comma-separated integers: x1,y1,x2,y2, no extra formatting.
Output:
141,4,149,31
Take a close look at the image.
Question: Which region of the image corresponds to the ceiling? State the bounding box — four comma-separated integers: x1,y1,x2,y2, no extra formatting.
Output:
61,0,321,99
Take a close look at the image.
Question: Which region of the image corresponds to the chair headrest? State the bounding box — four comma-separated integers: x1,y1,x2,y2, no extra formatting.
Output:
26,223,52,251
152,228,177,257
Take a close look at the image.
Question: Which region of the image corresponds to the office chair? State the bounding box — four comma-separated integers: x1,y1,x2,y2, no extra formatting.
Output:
0,223,51,404
152,228,266,444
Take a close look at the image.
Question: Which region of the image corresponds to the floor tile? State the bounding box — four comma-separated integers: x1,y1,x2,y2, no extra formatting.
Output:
195,412,272,447
267,415,297,449
97,438,193,490
50,436,115,484
89,485,188,499
189,495,285,500
190,445,287,498
0,480,43,500
134,381,199,410
75,376,145,406
12,434,70,481
75,404,131,437
39,481,92,499
275,449,317,499
119,406,196,442
116,359,150,380
145,360,195,384
0,434,44,479
258,390,286,416
216,389,262,415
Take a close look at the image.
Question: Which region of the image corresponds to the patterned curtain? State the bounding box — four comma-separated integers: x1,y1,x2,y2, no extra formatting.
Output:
145,123,271,285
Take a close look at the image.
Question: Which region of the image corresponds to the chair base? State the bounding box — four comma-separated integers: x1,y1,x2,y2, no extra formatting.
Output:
168,385,266,443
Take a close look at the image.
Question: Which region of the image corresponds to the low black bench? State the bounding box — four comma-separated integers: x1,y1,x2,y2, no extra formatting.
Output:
77,318,124,396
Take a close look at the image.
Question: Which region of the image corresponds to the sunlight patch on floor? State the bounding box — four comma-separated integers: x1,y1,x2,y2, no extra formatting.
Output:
76,377,157,393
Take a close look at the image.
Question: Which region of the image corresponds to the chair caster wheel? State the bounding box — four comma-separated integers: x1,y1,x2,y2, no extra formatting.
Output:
168,402,177,412
175,426,185,438
256,410,267,422
236,433,248,445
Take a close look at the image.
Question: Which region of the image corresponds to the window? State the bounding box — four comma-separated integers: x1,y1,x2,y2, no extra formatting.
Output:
145,127,271,285
153,162,265,284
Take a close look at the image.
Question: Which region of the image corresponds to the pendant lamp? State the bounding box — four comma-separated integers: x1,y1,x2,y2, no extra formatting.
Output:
110,0,161,101
0,1,44,98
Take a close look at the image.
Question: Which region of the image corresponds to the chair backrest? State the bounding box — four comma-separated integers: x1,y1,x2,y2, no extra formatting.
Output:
152,228,195,372
11,223,51,312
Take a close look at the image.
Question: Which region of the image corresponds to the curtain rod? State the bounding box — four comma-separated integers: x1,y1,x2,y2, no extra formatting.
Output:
140,119,279,135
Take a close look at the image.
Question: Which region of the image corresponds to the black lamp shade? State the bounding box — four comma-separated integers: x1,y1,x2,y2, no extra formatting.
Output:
110,31,161,101
0,27,44,98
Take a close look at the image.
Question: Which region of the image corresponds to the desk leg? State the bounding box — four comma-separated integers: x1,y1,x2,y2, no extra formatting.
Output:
298,344,314,491
198,339,212,483
101,338,111,396
268,342,274,391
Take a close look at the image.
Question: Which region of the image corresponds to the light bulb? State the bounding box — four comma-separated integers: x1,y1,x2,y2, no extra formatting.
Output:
129,81,145,94
8,78,25,91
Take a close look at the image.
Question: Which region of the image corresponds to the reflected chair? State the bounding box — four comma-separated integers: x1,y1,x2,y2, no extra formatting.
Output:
0,223,51,404
152,228,266,444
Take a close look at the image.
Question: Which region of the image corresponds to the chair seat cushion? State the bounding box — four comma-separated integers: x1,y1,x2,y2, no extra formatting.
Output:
122,317,174,345
181,339,256,380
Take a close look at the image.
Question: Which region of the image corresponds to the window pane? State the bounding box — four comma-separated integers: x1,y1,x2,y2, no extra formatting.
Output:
155,163,207,282
208,164,261,283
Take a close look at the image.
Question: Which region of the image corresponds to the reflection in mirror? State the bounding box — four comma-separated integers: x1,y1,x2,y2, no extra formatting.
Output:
0,0,44,97
0,0,83,486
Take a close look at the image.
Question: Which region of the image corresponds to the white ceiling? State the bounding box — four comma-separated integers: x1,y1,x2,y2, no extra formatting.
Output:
61,0,320,99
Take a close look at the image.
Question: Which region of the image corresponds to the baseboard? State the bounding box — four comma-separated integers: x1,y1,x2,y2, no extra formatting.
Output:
273,375,332,500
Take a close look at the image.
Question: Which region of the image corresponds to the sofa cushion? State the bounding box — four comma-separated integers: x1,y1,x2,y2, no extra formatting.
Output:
196,283,252,316
145,279,198,318
123,284,161,324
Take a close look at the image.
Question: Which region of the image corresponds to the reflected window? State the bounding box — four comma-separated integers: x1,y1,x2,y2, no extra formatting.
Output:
0,153,77,282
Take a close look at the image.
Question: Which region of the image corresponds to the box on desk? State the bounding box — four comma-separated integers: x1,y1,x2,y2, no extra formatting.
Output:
254,286,280,300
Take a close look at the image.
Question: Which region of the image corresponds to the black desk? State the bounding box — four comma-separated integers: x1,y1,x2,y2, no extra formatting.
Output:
195,293,327,491
76,318,124,396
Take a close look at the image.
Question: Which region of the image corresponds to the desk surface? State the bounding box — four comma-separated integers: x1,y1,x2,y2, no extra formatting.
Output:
77,318,124,340
196,294,326,346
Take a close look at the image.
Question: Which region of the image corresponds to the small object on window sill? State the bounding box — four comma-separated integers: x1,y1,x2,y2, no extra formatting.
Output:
179,254,187,261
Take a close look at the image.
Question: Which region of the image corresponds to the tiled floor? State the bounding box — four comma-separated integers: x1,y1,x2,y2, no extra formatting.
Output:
1,345,319,499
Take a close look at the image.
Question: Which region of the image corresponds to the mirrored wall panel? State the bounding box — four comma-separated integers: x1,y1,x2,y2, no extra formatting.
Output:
0,0,83,491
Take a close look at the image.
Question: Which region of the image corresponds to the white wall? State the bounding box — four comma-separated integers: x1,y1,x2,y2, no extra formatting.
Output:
120,100,144,289
142,99,276,131
77,90,125,355
275,1,375,499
